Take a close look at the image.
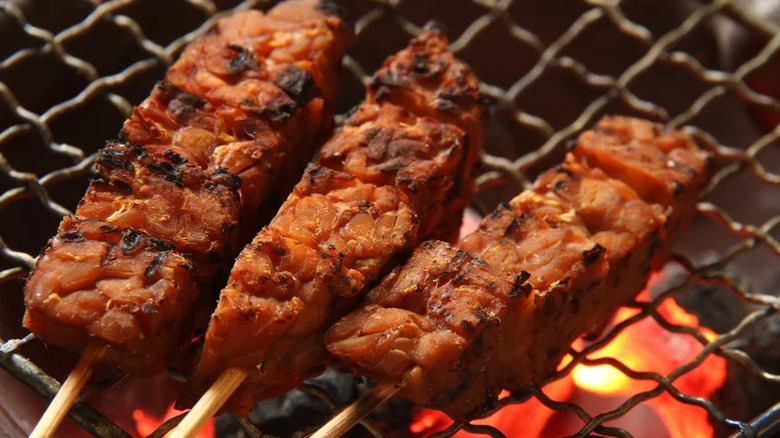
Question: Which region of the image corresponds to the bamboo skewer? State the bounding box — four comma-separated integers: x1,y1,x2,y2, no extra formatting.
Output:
168,366,248,438
29,343,106,438
309,380,401,438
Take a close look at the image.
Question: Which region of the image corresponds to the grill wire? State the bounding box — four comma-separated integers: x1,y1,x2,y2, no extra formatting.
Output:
1,0,780,437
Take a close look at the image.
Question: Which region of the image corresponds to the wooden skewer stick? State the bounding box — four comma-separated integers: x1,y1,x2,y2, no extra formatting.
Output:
309,380,401,438
168,366,248,438
29,343,106,438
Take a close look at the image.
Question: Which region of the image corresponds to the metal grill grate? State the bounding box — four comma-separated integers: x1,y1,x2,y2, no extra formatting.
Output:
1,0,780,437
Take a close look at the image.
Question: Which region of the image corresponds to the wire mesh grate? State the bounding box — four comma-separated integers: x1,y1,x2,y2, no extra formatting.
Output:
1,0,780,437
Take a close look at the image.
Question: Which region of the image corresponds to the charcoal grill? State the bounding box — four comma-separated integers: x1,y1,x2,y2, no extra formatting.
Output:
1,0,780,437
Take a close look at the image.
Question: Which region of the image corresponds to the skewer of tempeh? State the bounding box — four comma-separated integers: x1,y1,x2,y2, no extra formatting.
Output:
170,30,486,437
320,116,709,435
23,2,351,436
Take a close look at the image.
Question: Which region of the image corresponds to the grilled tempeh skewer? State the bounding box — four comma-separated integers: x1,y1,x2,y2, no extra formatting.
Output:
180,30,485,424
24,2,351,436
325,116,709,422
25,0,350,377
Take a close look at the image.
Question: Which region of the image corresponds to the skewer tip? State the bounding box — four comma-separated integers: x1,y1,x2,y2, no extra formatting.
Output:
309,380,401,438
168,367,248,438
29,344,106,438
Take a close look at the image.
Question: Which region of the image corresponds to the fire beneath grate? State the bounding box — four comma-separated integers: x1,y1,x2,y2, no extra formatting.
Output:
1,0,780,437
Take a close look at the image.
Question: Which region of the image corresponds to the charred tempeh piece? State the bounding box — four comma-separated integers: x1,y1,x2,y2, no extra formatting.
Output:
187,30,485,415
122,0,353,237
24,217,197,375
77,143,242,287
326,116,709,419
570,115,707,240
24,0,351,376
366,32,485,241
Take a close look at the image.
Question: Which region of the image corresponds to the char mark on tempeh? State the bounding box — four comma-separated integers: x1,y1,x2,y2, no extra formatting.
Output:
23,0,352,376
187,29,485,415
367,31,484,241
23,216,197,375
122,0,353,235
78,142,241,287
326,116,709,419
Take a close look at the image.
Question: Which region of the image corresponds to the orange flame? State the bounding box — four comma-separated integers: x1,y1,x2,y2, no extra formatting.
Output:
411,278,727,438
132,402,214,438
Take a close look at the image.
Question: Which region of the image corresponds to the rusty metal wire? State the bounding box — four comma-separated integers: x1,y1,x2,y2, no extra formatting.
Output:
1,0,780,437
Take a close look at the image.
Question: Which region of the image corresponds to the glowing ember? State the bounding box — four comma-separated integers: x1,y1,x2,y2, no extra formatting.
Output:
410,276,727,438
569,285,725,438
132,402,214,438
